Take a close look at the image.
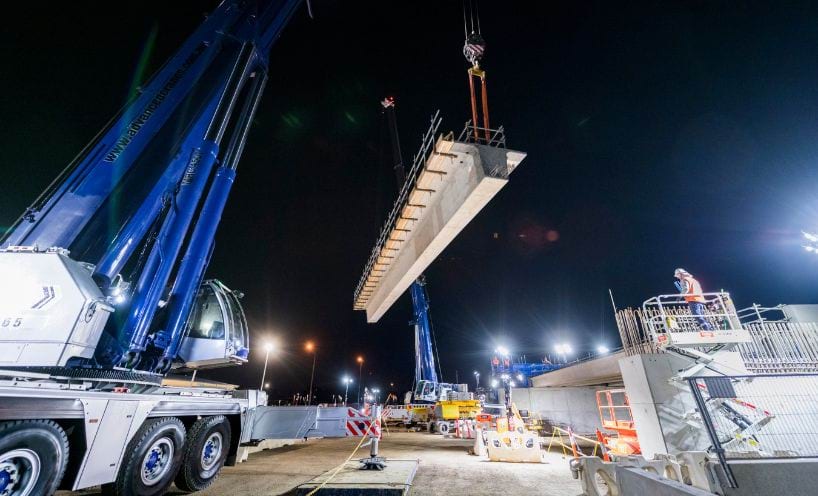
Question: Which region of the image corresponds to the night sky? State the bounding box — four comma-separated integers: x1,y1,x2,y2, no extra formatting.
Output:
2,1,818,401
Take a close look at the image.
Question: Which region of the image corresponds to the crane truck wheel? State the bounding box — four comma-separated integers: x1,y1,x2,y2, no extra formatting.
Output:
103,417,185,496
174,416,231,492
0,420,69,496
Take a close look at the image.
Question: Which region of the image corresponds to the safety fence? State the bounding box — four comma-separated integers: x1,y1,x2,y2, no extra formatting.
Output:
544,426,607,459
687,374,818,488
688,374,818,459
739,321,818,373
616,305,818,374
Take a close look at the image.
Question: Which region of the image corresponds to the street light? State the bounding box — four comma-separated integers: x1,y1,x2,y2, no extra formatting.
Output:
554,343,572,363
356,356,364,405
495,346,510,357
342,376,353,405
372,388,381,404
473,371,480,389
491,379,499,388
260,341,275,390
803,231,818,253
596,345,610,355
305,341,317,405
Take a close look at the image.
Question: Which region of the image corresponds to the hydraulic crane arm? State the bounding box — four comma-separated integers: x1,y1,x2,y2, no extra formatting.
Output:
0,0,303,374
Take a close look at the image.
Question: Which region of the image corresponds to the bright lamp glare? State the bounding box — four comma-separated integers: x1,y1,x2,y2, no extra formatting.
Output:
516,374,524,382
263,342,274,352
554,343,573,355
491,379,499,388
495,346,510,356
596,345,610,354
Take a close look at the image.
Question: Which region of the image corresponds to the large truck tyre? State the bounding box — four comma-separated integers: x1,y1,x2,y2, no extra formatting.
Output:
174,415,231,492
103,417,185,496
0,420,69,496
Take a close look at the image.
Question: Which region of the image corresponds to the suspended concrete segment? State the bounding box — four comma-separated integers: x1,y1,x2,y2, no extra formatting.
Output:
354,115,526,322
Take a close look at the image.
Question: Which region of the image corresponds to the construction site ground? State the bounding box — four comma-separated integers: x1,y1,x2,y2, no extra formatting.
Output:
65,430,582,495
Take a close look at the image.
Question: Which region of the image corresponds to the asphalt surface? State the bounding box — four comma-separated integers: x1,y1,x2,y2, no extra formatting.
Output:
64,430,583,495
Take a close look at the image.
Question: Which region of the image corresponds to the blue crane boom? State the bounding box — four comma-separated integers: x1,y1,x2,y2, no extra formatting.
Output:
0,0,302,376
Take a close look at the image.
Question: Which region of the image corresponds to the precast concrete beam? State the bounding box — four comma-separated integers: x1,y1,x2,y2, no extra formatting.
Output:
355,137,525,322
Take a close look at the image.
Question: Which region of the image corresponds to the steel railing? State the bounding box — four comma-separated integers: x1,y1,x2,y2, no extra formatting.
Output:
740,321,818,374
642,292,743,338
457,120,507,148
617,303,818,374
353,111,442,305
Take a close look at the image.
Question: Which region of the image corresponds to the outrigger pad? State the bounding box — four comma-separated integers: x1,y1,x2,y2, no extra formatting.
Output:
359,456,387,470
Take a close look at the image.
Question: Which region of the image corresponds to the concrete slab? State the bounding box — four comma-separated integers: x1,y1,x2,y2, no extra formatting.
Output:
530,351,627,388
294,459,418,495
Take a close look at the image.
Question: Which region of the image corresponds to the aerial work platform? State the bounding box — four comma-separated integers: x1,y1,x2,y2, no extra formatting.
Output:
353,114,526,322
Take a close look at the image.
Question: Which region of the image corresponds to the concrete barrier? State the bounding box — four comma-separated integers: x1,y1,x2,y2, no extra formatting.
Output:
720,458,818,496
571,453,719,496
485,431,541,463
617,467,714,496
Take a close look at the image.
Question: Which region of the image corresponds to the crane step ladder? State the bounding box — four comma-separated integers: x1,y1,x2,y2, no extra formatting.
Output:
642,292,752,379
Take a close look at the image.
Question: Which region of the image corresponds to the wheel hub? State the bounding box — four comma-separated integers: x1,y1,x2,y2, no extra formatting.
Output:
0,449,40,496
0,469,11,493
141,438,173,486
201,433,222,471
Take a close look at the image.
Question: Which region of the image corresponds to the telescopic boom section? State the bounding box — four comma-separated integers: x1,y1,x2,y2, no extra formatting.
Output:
0,0,302,373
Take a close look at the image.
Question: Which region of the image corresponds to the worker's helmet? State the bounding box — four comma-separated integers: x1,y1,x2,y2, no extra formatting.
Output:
674,268,690,278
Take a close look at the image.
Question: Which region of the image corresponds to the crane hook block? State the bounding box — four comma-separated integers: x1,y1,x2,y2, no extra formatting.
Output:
463,32,486,68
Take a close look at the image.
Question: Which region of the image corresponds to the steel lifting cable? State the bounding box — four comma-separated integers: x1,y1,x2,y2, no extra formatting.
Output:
462,0,482,37
429,310,444,381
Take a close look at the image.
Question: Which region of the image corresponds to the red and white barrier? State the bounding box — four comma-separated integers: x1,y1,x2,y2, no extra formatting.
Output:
454,419,476,439
345,407,381,438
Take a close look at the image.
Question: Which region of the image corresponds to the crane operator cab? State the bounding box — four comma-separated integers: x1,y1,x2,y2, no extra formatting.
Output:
176,279,250,370
414,380,456,403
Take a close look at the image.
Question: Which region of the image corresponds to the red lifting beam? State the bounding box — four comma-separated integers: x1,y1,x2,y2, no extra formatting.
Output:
468,66,490,142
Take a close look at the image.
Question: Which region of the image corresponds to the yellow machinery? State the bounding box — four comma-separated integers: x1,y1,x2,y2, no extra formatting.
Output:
438,399,481,420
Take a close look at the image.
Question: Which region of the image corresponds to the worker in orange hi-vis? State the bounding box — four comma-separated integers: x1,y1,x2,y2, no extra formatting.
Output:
674,268,714,331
